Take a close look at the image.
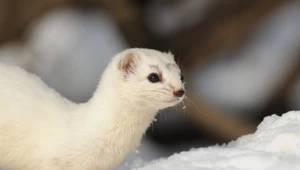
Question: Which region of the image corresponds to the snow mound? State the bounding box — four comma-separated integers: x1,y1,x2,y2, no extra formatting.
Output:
136,111,300,170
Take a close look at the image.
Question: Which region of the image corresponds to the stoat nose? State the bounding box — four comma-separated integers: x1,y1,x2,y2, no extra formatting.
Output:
173,89,185,97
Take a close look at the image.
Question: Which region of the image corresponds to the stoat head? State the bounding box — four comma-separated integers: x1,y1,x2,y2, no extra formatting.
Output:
116,48,185,110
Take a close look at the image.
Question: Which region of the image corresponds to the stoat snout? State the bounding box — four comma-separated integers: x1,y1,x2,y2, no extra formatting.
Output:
173,74,185,99
173,89,185,98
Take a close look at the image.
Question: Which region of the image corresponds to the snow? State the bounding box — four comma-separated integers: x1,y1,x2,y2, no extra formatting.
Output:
136,111,300,170
115,139,171,170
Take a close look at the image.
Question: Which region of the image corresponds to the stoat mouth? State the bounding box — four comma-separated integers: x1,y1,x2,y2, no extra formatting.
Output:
165,98,183,104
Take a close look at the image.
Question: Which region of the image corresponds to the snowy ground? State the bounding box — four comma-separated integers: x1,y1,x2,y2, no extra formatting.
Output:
136,111,300,170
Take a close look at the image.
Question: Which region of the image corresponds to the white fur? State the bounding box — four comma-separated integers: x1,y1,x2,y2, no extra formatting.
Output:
0,48,185,170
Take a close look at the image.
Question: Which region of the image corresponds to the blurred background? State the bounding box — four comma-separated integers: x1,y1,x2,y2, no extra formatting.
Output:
0,0,300,169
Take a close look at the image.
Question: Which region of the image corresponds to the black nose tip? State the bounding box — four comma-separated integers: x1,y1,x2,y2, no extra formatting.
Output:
173,89,185,97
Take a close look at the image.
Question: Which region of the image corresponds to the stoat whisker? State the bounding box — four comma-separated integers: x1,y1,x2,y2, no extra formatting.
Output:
177,47,182,66
184,96,205,115
162,109,168,121
158,111,164,123
181,100,187,117
150,121,154,132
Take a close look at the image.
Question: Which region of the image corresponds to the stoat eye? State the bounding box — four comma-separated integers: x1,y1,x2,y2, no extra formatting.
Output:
148,73,160,83
180,74,184,82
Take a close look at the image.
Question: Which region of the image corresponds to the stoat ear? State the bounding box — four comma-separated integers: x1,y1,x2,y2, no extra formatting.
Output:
118,52,140,74
166,50,175,60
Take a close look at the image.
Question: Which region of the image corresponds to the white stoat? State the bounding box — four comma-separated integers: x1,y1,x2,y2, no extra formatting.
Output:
0,48,185,170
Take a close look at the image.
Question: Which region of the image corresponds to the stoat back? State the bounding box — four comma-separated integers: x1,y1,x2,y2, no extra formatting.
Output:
0,63,72,168
0,63,74,121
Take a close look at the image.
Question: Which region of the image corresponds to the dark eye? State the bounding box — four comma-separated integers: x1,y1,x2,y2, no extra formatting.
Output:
148,73,160,83
180,74,184,82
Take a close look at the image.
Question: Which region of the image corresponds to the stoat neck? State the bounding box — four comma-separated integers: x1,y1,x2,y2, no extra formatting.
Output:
65,81,157,169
